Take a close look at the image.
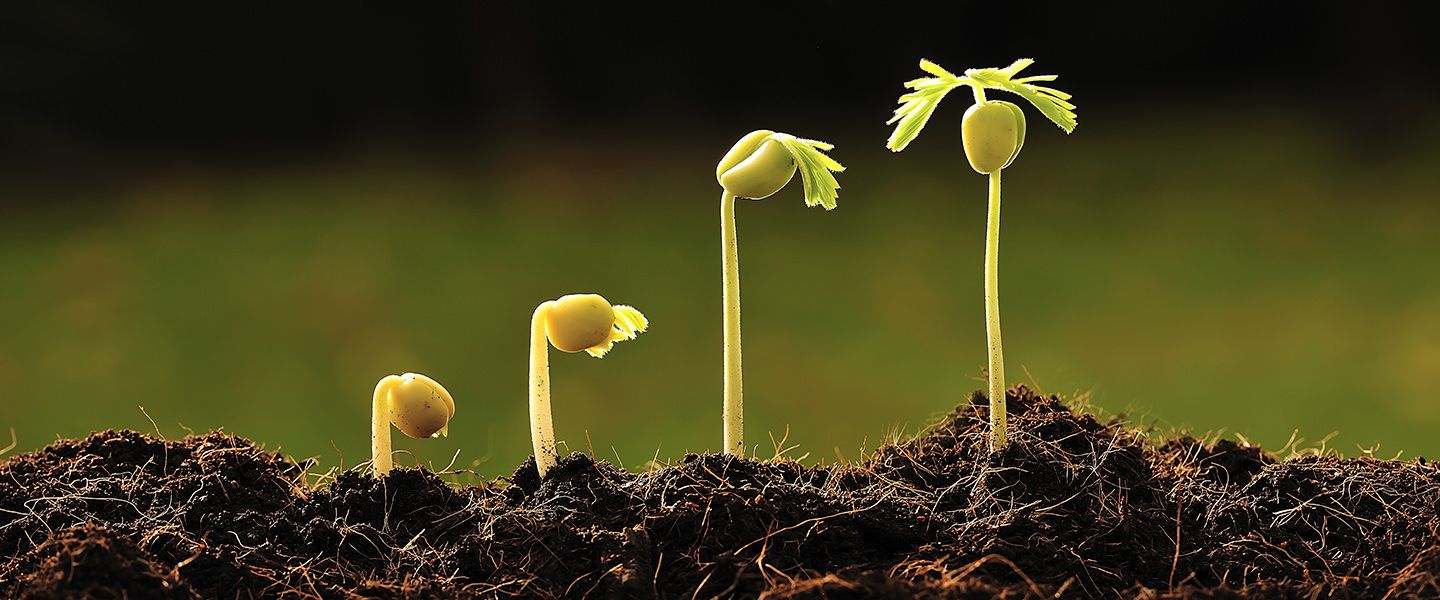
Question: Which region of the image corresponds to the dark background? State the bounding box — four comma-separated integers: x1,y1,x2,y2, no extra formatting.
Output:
3,2,1433,157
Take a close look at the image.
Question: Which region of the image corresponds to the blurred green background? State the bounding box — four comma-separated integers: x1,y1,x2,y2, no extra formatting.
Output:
3,3,1437,479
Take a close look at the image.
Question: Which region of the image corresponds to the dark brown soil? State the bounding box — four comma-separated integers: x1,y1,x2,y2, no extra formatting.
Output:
3,386,1438,599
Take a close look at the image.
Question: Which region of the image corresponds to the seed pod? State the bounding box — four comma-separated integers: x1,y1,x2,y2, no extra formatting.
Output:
386,373,456,439
716,130,797,199
546,294,617,353
962,101,1026,174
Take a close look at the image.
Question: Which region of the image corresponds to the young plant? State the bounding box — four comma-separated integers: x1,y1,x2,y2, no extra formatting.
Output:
886,59,1076,452
529,293,648,477
715,130,845,457
371,372,456,477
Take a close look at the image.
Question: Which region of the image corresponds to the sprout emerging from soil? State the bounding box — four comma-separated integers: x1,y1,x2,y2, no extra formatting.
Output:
887,59,1076,452
371,372,456,477
715,130,845,457
530,294,648,477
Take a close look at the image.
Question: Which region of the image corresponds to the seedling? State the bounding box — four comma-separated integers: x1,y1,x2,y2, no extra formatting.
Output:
715,130,845,457
371,372,456,477
886,59,1076,452
529,293,648,477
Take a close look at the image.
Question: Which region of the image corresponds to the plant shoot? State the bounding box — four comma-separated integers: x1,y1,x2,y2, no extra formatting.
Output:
715,129,844,457
529,293,648,477
887,58,1076,452
371,372,456,477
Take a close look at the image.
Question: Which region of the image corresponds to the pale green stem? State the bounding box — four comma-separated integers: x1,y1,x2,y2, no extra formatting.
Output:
529,301,560,477
985,170,1007,452
372,375,399,476
721,191,744,457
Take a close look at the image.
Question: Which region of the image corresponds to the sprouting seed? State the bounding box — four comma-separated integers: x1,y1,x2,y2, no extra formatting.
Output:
371,372,455,477
528,293,647,477
715,130,844,458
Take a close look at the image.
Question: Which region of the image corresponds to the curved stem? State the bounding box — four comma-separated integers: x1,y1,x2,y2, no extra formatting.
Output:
970,82,987,104
985,170,1007,452
372,375,400,476
529,301,559,477
721,191,744,457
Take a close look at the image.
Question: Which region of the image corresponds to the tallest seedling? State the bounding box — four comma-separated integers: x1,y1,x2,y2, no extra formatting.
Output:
715,130,844,457
886,59,1076,452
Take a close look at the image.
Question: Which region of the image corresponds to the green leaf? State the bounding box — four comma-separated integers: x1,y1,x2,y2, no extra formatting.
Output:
964,59,1077,134
886,58,1077,151
611,305,648,338
887,87,954,152
772,134,844,210
586,304,649,358
886,59,967,152
919,58,959,79
994,58,1033,78
989,80,1076,133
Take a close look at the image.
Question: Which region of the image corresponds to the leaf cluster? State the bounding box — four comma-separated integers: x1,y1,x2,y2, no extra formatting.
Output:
887,58,1077,152
772,133,846,210
587,305,649,358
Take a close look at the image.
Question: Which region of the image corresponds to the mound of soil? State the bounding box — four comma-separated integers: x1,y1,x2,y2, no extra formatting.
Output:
3,386,1438,599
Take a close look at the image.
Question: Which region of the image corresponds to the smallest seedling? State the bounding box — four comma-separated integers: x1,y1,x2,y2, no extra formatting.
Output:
529,294,648,478
371,372,456,477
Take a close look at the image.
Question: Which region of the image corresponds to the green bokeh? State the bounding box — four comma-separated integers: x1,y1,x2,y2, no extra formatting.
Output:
3,105,1438,480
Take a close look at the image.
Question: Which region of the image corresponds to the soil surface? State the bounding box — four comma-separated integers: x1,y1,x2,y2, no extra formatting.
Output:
3,386,1438,599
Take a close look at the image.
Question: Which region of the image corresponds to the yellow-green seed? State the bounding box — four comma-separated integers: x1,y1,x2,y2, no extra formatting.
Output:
716,130,796,199
386,374,455,439
994,100,1026,169
546,294,615,353
962,101,1024,174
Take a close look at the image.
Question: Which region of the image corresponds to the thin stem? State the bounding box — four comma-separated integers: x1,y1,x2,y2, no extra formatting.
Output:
372,375,399,476
720,191,744,457
970,82,987,104
985,170,1007,452
529,301,559,477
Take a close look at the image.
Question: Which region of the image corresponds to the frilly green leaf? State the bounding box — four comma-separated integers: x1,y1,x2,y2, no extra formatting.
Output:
887,60,967,152
771,134,844,210
585,305,649,358
887,84,961,152
919,58,959,79
966,60,1077,134
887,58,1077,152
995,58,1034,78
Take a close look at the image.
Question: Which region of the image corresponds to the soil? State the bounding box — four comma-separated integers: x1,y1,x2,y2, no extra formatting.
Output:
3,386,1438,599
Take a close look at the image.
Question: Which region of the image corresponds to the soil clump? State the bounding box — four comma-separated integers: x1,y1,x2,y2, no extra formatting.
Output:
3,386,1437,598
